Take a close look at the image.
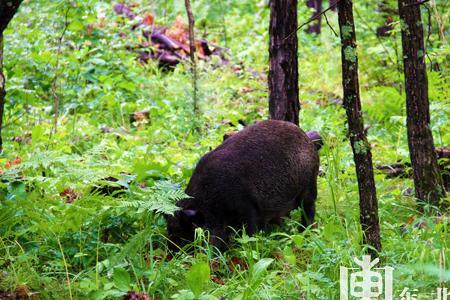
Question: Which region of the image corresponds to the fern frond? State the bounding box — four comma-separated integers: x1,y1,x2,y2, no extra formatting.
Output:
120,180,186,215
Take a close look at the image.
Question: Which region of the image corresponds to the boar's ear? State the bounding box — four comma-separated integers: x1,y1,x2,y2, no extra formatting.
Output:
306,130,323,150
181,209,205,226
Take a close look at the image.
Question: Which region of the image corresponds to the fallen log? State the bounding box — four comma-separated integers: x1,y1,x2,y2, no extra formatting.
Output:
150,30,181,51
153,49,182,67
113,3,228,68
376,147,450,190
376,162,412,178
436,147,450,159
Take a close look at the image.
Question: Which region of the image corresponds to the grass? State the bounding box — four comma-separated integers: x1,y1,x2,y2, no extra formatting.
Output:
0,0,449,299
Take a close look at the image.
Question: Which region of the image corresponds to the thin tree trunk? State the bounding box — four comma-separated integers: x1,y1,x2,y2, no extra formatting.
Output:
184,0,198,115
0,33,5,152
330,0,338,11
398,0,446,207
338,0,381,253
268,0,299,126
0,0,23,152
376,0,396,37
305,0,322,34
51,7,70,134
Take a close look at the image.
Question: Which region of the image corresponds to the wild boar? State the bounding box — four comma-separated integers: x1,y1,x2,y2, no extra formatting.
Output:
223,129,323,150
166,120,319,250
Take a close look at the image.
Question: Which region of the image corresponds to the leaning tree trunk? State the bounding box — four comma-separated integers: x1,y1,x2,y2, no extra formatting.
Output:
398,0,446,207
268,0,300,126
338,0,382,253
0,0,23,153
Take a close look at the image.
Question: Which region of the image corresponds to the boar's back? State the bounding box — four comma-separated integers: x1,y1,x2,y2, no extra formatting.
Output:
185,120,319,223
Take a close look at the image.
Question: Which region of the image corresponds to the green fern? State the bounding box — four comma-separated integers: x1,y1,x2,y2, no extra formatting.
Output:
121,181,186,215
0,206,16,236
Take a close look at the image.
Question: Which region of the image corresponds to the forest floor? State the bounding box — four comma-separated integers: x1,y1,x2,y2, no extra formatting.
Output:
0,0,449,299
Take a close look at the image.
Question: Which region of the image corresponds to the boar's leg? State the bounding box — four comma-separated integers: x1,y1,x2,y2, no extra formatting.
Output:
245,206,260,235
300,203,315,230
298,184,317,231
209,225,229,251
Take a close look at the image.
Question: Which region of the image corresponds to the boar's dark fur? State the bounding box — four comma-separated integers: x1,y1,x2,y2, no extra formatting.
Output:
166,120,319,250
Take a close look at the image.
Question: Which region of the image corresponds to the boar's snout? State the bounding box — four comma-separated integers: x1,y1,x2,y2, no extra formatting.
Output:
166,209,205,251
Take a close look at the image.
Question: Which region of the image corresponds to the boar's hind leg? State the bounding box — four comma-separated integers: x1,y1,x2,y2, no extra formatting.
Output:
298,184,317,231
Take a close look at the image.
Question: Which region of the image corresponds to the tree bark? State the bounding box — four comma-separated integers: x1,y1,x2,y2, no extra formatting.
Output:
0,1,22,33
330,0,338,11
268,0,300,126
0,0,23,152
305,0,322,34
0,33,5,152
338,0,381,253
398,0,446,207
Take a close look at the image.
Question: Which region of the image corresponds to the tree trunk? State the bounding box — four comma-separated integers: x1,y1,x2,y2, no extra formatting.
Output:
0,1,22,33
0,33,5,152
0,0,23,152
184,0,198,116
398,0,446,207
268,0,300,126
376,0,396,37
330,0,338,11
305,0,322,34
338,0,382,254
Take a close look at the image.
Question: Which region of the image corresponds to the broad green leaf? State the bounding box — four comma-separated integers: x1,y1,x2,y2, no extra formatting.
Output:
291,234,304,247
283,246,296,266
251,258,273,281
32,126,45,143
186,261,210,297
113,267,131,291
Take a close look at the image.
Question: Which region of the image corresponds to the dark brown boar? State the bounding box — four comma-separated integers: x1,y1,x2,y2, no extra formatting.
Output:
166,120,319,250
